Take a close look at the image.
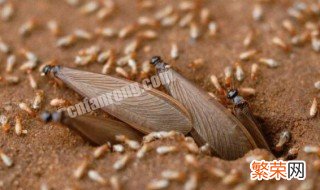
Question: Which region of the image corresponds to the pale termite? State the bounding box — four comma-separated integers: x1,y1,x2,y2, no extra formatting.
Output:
151,56,270,160
42,65,192,135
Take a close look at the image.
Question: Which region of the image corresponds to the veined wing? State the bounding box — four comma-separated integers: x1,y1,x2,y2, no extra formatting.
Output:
52,66,192,135
151,56,257,160
166,70,257,159
61,113,143,144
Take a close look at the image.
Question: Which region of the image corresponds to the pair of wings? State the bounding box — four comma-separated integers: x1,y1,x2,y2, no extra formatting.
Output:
51,66,268,160
53,66,192,134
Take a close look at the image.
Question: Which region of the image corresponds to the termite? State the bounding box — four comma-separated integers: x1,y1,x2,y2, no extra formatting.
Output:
224,66,233,87
88,170,107,185
113,154,130,171
251,64,259,80
102,54,115,74
243,30,254,47
19,102,36,117
310,98,318,118
208,21,218,36
188,58,204,70
259,58,279,68
113,144,125,153
282,19,295,35
118,24,137,39
238,87,256,97
275,130,291,152
147,179,169,190
110,175,121,190
97,50,112,64
272,37,290,51
184,172,198,190
239,50,257,61
15,116,23,136
124,40,140,55
56,35,76,48
115,134,140,150
200,8,211,25
4,75,19,84
252,4,263,21
151,56,270,160
74,160,89,179
179,1,195,11
156,146,177,155
137,16,158,27
0,149,13,167
115,67,129,79
190,23,200,40
184,137,200,154
74,29,93,41
170,43,179,60
19,19,36,37
42,65,192,137
155,5,173,20
161,13,179,27
161,170,185,181
6,55,16,73
210,74,223,94
80,1,99,15
97,7,114,20
179,13,193,28
136,144,151,159
93,144,110,159
47,20,61,37
1,3,14,21
95,27,117,38
303,145,320,155
235,62,245,82
0,115,10,133
32,90,44,110
28,72,38,89
40,111,143,145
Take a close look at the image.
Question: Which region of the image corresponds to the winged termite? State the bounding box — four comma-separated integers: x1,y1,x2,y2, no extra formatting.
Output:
151,56,270,160
41,111,143,144
42,65,192,135
227,89,270,151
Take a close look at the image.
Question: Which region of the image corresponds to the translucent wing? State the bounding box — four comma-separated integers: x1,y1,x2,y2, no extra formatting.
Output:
152,58,257,160
233,103,270,151
61,113,143,144
50,66,192,135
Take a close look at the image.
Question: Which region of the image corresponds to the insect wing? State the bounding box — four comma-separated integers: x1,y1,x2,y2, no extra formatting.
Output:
61,113,143,145
233,104,270,151
159,69,257,160
54,67,192,135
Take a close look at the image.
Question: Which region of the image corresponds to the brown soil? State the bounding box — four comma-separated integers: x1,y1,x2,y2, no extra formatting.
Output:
0,0,319,189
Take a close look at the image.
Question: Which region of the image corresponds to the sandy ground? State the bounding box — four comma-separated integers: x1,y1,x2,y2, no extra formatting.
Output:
0,0,319,189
